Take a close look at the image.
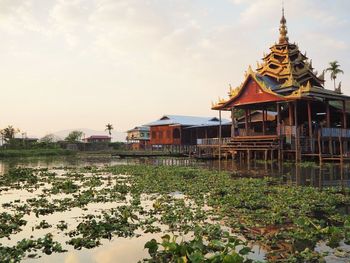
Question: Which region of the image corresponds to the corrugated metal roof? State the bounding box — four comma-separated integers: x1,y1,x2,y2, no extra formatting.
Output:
145,115,230,127
126,126,150,132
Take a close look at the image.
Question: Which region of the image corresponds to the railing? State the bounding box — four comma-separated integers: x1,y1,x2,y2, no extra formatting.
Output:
237,129,276,136
321,128,350,138
197,138,231,145
277,125,296,136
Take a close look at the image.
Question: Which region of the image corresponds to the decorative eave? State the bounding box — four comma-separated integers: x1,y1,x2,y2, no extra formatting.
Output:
212,66,286,110
284,81,312,99
281,73,300,88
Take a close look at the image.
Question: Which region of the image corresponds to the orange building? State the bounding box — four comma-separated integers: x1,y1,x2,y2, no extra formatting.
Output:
146,115,230,150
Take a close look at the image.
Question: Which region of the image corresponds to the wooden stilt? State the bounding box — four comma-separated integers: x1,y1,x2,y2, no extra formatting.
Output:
289,102,294,125
318,130,322,165
270,149,273,161
294,101,300,162
307,100,313,152
245,109,249,136
343,100,347,129
231,107,235,137
219,110,222,158
262,109,266,135
339,136,344,163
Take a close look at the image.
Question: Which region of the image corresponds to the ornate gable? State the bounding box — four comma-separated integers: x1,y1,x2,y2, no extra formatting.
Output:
212,70,285,110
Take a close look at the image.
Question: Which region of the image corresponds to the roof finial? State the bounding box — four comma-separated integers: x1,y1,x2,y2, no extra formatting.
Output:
279,1,289,44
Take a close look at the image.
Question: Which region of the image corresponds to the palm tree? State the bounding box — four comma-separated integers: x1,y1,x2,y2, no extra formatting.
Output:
105,123,114,136
325,61,344,92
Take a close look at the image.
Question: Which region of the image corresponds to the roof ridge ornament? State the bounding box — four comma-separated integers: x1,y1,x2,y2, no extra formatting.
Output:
279,4,289,44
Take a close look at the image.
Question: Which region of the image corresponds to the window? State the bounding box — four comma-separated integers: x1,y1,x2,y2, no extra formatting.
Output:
152,131,156,139
166,130,171,138
173,128,180,139
159,131,163,139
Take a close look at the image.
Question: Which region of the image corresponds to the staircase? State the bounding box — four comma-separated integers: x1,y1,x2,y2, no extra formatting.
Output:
224,135,280,151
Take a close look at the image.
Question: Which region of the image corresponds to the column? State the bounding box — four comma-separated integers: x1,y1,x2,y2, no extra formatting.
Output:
245,109,248,136
343,100,347,129
307,100,313,152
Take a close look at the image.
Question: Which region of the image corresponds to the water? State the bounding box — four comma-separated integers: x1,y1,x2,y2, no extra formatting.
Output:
0,155,349,188
0,155,349,262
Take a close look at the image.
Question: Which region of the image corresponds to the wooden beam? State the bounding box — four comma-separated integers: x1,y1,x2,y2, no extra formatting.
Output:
245,109,249,136
294,101,298,128
294,101,300,162
289,102,293,125
326,99,330,128
277,103,282,161
343,100,347,129
219,110,222,162
307,100,313,155
231,107,235,137
249,109,252,134
262,109,266,135
276,104,280,125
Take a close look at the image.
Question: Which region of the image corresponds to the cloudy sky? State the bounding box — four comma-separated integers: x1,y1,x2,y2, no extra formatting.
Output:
0,0,349,137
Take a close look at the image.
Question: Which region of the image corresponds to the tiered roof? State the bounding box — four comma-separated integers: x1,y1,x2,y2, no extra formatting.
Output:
212,8,349,111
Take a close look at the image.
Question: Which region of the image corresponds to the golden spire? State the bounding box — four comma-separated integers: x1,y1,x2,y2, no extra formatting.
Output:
279,5,289,44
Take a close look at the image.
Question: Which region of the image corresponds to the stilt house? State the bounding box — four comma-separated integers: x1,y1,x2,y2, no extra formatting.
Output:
208,9,350,162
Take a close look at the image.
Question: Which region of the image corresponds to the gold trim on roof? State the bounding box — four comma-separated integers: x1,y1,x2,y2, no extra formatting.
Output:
212,67,284,109
281,73,299,88
285,81,312,99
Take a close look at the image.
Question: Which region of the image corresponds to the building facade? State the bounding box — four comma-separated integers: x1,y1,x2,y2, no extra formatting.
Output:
146,115,230,150
126,126,150,150
206,9,350,162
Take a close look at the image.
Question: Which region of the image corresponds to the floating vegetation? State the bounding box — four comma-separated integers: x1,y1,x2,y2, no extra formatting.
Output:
0,165,349,262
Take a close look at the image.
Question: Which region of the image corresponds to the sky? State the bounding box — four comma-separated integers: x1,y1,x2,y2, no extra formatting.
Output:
0,0,349,138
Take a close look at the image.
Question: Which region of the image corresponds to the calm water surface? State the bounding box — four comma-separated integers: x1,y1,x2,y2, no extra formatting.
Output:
0,155,349,187
0,155,349,263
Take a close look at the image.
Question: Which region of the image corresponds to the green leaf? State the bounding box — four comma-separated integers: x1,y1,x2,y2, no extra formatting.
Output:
223,253,244,263
144,239,158,255
238,247,251,255
188,251,204,263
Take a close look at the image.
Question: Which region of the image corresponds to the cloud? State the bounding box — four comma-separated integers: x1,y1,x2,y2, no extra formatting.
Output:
0,0,46,34
0,0,349,134
302,32,348,50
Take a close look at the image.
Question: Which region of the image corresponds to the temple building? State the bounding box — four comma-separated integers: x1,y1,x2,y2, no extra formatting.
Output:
206,9,349,162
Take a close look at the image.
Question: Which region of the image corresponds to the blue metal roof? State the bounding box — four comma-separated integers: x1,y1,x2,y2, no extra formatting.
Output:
255,74,281,90
145,115,230,127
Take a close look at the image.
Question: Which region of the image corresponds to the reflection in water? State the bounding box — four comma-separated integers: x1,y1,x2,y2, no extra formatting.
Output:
0,156,349,188
0,155,348,263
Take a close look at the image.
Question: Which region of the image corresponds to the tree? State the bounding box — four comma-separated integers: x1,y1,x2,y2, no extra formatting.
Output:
0,125,20,143
65,130,83,143
105,123,114,136
40,134,56,144
325,61,344,92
